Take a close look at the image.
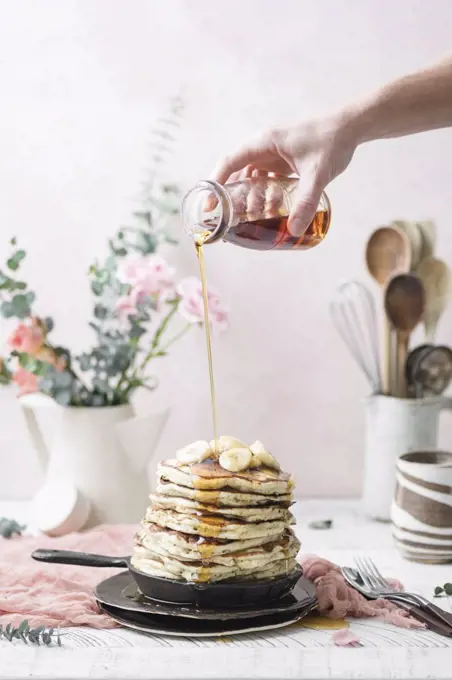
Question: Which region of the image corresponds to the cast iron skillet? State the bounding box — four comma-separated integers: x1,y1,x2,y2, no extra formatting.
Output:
32,549,302,609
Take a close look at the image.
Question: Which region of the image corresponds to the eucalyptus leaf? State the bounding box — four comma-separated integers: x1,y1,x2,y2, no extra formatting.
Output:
108,239,127,257
7,258,19,271
78,354,91,371
92,377,109,392
0,301,14,318
94,304,109,320
0,517,26,538
135,231,157,254
54,389,72,406
44,317,54,333
91,281,103,296
130,322,146,339
11,294,31,318
54,371,73,389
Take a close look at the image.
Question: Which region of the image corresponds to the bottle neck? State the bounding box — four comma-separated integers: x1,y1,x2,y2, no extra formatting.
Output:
181,180,232,245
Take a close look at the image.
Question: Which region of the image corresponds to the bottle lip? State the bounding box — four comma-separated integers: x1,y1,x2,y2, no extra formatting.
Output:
181,180,231,245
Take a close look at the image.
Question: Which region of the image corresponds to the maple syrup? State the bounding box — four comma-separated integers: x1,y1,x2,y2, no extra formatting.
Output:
217,211,330,251
195,237,219,453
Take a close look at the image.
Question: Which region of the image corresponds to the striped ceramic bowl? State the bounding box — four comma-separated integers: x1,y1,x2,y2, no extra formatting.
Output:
391,450,452,563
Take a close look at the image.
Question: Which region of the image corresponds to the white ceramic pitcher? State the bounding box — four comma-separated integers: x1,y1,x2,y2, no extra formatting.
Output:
363,395,452,521
20,395,169,527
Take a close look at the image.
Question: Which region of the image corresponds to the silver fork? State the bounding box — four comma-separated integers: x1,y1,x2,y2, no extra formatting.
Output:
354,555,452,628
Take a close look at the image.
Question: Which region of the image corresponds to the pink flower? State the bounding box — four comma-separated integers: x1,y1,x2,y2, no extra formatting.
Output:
8,318,44,355
117,254,175,297
176,276,229,331
116,255,177,318
13,367,38,395
116,294,138,320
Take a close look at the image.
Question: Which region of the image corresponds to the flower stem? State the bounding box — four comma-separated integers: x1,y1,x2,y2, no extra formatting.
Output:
158,323,191,352
138,302,178,372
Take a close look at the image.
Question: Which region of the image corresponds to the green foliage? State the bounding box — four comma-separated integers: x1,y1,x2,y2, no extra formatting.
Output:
434,583,452,597
7,249,25,272
0,517,26,538
0,620,62,646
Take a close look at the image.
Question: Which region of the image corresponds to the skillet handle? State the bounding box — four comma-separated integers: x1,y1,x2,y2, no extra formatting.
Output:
32,549,128,568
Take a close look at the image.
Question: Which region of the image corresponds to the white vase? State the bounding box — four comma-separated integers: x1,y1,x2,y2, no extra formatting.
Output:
20,396,169,527
363,395,452,521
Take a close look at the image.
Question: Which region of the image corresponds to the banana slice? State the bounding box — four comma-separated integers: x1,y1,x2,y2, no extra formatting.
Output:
176,440,213,465
250,440,267,455
249,455,262,468
219,447,252,473
210,435,248,453
250,441,280,470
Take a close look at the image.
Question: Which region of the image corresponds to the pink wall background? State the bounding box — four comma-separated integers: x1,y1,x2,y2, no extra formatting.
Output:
1,0,452,499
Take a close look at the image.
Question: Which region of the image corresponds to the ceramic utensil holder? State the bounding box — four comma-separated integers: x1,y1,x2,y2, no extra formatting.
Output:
363,395,452,520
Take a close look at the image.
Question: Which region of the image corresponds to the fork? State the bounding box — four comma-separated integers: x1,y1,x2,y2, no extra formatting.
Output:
354,555,452,629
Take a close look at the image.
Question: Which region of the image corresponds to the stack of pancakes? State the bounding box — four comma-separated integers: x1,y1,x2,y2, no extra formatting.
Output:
132,448,299,583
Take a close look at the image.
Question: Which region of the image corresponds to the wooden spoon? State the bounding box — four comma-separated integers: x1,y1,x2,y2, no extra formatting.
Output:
392,220,423,270
365,226,411,394
416,257,452,342
385,274,425,397
417,220,436,262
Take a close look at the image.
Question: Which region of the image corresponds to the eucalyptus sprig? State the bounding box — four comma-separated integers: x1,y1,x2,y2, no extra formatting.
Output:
0,620,62,646
0,517,26,539
434,583,452,597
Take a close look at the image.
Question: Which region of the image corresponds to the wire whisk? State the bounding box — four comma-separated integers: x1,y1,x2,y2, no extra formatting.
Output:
330,280,381,393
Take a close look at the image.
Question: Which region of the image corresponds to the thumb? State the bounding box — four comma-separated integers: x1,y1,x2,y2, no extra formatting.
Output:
287,170,325,237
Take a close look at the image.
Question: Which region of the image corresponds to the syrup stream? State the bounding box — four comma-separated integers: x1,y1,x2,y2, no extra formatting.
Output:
195,237,218,452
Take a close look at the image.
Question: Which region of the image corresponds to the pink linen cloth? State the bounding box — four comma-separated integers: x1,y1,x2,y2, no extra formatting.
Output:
300,554,424,629
0,527,422,629
0,525,135,628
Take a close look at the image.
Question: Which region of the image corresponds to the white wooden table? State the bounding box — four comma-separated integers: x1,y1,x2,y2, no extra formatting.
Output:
1,499,452,679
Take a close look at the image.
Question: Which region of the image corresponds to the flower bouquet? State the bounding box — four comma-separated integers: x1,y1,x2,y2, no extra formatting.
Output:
0,103,228,408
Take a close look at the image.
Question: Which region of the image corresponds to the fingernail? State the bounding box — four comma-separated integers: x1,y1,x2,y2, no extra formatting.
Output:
288,218,305,237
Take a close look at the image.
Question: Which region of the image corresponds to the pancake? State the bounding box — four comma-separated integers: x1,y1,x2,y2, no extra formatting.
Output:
130,550,299,583
135,525,300,567
136,523,298,560
158,458,293,496
156,480,293,507
145,506,292,540
148,493,293,522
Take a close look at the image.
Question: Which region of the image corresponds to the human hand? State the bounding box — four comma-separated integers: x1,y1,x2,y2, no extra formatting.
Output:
211,113,358,236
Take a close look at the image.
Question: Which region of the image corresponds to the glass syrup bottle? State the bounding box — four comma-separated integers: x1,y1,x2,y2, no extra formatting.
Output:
181,176,331,250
